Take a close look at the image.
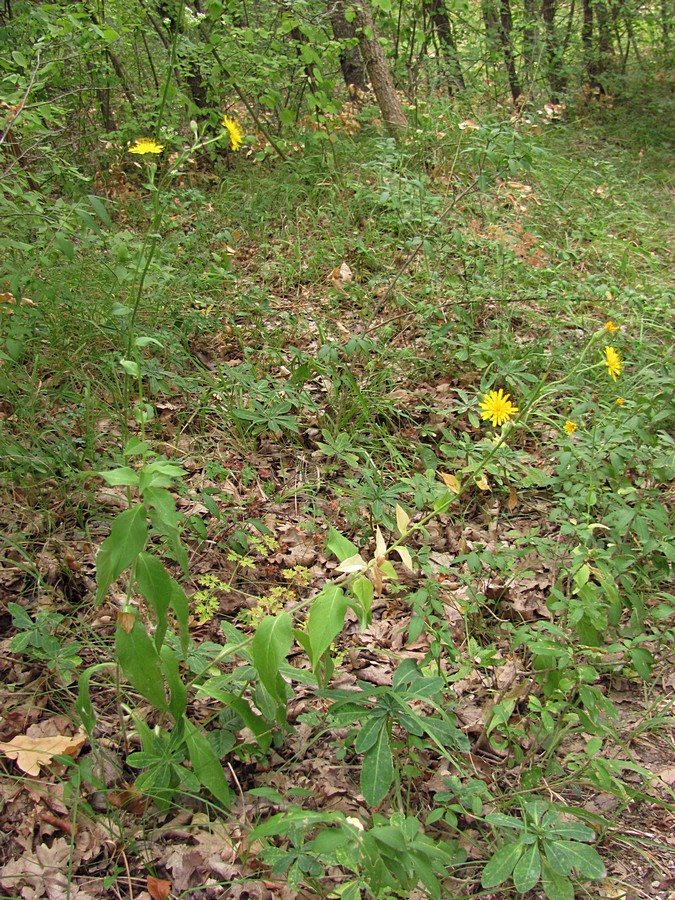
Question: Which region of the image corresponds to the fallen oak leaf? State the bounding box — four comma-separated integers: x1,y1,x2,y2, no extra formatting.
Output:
0,730,87,776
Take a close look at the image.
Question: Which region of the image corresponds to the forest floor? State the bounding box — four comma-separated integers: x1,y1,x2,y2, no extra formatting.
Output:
0,85,674,899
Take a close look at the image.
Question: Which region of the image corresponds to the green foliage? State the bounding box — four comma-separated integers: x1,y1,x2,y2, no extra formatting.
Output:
482,801,606,899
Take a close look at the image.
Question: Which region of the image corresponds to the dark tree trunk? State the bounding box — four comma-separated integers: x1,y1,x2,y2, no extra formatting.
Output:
329,0,367,94
425,0,465,94
582,0,596,83
541,0,566,98
498,0,522,102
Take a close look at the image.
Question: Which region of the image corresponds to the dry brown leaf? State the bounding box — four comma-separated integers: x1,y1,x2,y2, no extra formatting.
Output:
147,874,172,900
0,730,86,776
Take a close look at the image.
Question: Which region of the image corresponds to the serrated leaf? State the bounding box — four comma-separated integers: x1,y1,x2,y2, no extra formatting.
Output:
395,504,410,535
481,841,524,888
96,504,148,601
361,726,393,807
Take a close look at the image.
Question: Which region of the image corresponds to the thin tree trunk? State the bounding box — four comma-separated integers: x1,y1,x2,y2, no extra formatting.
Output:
542,0,566,98
353,0,408,136
582,0,596,84
497,0,521,102
425,0,465,93
329,0,367,94
522,0,538,71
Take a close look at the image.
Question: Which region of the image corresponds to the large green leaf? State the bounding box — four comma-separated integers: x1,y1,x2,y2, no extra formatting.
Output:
135,551,172,649
161,645,187,720
96,504,147,601
481,841,525,889
115,611,167,710
251,613,293,722
307,584,347,679
361,725,393,807
184,718,232,808
513,841,541,893
541,857,575,900
326,527,360,562
546,841,606,880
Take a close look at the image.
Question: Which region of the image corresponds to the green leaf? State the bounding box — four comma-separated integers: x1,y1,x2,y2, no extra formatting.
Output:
161,646,187,720
559,841,606,879
76,663,112,735
513,841,541,893
135,551,172,650
355,712,386,754
251,613,293,723
115,610,167,710
8,602,33,630
184,718,232,808
351,575,373,626
96,504,147,601
87,194,112,228
482,841,525,889
98,466,140,487
541,857,575,900
545,839,606,879
307,585,347,679
326,527,360,562
361,726,393,807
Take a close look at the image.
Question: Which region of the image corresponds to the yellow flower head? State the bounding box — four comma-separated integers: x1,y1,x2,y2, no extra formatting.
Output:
128,138,164,155
605,321,620,332
604,346,622,381
616,397,624,406
564,420,577,435
479,389,519,427
222,115,243,151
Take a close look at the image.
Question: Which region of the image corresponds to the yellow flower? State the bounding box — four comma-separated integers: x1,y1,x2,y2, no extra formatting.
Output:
479,389,519,427
604,346,622,381
222,115,243,151
128,138,164,155
605,321,620,332
564,420,577,434
616,397,624,406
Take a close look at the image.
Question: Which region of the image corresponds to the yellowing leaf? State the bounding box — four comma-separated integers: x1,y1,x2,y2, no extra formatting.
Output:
475,473,491,492
440,472,460,494
375,526,387,559
0,730,86,776
395,504,410,535
508,485,518,510
393,545,414,572
335,553,368,574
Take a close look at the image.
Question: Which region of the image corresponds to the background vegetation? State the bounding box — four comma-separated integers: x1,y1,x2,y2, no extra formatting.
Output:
0,0,673,897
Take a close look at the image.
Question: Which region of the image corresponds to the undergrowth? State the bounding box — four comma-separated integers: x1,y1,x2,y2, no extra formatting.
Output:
0,86,674,899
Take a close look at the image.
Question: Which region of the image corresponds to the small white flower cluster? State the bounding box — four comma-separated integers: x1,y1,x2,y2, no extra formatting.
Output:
184,5,206,27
